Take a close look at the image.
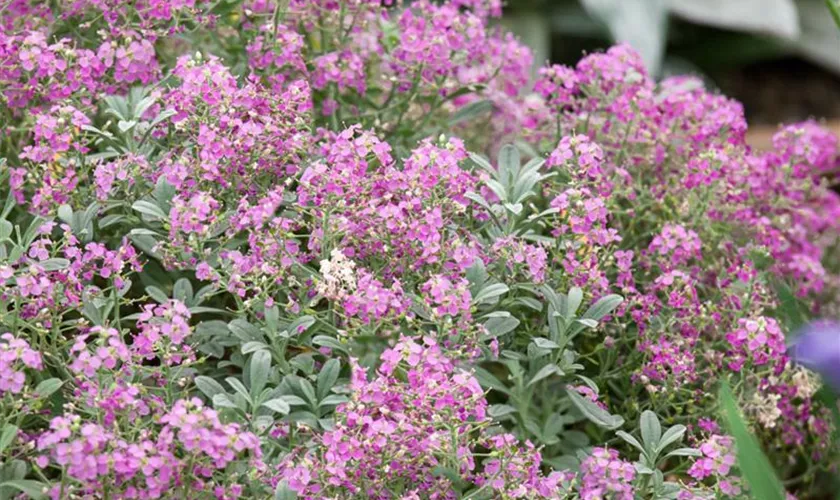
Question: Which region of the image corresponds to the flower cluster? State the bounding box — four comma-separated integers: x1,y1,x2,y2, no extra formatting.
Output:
69,326,131,378
35,399,260,499
725,317,787,371
687,434,742,496
578,447,636,500
1,0,839,498
278,338,579,498
0,333,43,395
134,300,194,364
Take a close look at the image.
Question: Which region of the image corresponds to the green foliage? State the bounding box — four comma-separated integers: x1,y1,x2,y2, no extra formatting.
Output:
719,381,786,500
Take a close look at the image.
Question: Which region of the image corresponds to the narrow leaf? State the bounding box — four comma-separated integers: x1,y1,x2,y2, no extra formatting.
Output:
132,200,167,220
317,359,341,401
567,388,625,430
719,381,785,500
472,283,509,304
275,482,298,500
249,350,272,398
0,480,48,499
664,447,702,459
262,398,291,415
195,376,226,399
34,378,63,398
582,294,624,321
616,430,645,454
640,410,662,450
528,364,563,386
0,424,19,455
657,424,687,451
212,393,239,409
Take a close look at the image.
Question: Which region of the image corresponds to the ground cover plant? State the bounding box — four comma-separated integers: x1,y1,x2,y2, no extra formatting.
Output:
1,1,840,498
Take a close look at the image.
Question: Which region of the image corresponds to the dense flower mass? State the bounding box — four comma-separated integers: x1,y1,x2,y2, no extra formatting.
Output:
1,0,839,499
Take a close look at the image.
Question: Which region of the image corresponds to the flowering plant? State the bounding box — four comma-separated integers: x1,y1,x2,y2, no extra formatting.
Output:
1,1,839,499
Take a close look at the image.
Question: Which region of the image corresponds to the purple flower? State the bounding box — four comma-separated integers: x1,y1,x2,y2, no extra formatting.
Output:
789,321,840,391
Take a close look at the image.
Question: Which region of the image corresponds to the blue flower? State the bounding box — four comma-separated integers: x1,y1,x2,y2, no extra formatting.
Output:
788,320,840,391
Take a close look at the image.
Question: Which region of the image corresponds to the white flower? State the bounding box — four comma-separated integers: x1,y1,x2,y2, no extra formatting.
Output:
316,248,357,299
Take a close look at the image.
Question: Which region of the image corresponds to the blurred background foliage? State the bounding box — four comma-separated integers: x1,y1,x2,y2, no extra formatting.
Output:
500,0,840,126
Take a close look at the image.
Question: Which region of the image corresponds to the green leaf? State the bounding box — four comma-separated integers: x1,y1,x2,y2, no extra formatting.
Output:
464,191,491,212
663,447,702,459
145,286,169,304
567,388,625,430
152,177,177,209
34,378,63,398
814,386,839,442
57,205,73,223
772,279,808,332
249,350,272,398
616,430,645,455
286,410,320,428
0,458,26,483
99,214,125,228
317,359,341,401
117,119,137,133
226,377,253,404
635,463,655,475
488,404,518,418
36,259,70,271
0,480,48,499
299,379,318,407
484,315,520,337
532,338,560,350
498,144,521,188
195,376,226,399
657,424,687,452
465,260,489,287
719,381,785,500
241,341,269,354
262,398,291,415
515,296,543,311
574,318,598,329
669,0,799,39
484,178,508,203
566,287,584,318
286,315,316,336
472,283,509,304
468,152,495,175
312,335,349,354
265,305,280,332
229,319,263,342
282,394,308,406
212,393,239,409
318,395,349,407
472,366,511,395
186,306,226,315
794,0,840,74
132,200,167,220
528,364,563,386
829,0,840,29
580,0,668,73
544,455,580,471
275,481,298,500
449,99,493,126
432,466,468,490
173,278,193,303
640,410,662,450
0,424,18,455
503,202,523,215
582,294,623,321
0,220,12,241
